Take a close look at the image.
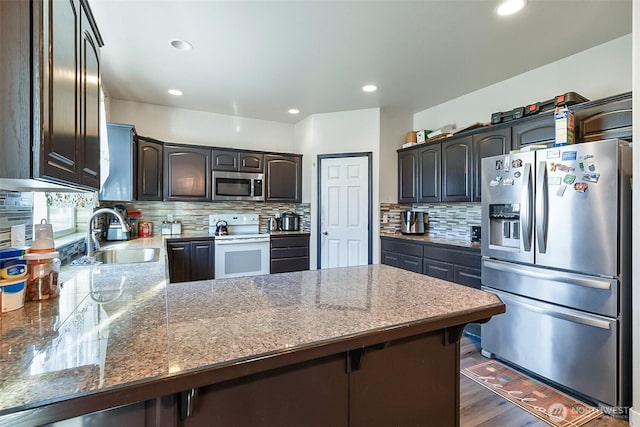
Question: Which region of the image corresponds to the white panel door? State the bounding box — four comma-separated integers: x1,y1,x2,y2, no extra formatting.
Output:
320,156,369,268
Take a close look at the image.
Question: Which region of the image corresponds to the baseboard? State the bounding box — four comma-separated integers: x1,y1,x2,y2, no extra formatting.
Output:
629,407,640,426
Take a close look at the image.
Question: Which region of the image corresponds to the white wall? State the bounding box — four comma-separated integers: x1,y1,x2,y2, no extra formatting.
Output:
380,109,412,203
414,35,632,131
107,99,295,152
295,108,381,268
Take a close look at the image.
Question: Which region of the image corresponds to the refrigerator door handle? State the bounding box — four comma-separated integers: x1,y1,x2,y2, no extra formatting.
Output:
483,259,613,290
521,162,533,252
535,161,548,253
488,288,612,330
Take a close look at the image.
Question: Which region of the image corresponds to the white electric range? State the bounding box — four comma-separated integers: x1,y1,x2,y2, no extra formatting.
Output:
209,214,270,279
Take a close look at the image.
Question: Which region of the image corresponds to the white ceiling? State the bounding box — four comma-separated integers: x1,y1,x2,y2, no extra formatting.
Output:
89,0,632,124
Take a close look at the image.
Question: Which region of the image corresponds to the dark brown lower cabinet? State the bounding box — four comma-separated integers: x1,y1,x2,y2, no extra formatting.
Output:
180,330,459,427
381,236,482,336
181,354,348,427
166,238,215,283
423,258,454,281
270,234,310,273
349,332,458,427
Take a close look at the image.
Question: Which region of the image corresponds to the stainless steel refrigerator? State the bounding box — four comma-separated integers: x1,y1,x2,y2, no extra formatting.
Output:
480,138,632,409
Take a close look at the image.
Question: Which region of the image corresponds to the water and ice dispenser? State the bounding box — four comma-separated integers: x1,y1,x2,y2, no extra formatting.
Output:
488,203,520,249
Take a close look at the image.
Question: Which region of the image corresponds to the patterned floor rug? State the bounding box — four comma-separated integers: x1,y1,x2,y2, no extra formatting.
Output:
462,360,603,427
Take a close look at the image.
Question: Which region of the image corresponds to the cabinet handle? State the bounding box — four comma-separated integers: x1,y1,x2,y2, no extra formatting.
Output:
322,231,328,235
459,271,480,280
179,388,198,420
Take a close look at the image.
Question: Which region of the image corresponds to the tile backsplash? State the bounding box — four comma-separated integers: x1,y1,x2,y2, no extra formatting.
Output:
98,201,311,235
0,191,34,248
380,202,481,241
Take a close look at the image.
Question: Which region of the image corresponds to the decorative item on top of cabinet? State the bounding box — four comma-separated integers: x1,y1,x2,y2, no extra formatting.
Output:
137,136,163,201
265,154,302,202
164,144,211,201
270,234,310,273
166,238,215,283
0,0,104,191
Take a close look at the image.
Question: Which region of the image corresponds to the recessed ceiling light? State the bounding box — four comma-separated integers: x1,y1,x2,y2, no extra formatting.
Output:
168,89,183,96
288,109,300,115
496,0,527,16
362,85,377,93
170,39,193,51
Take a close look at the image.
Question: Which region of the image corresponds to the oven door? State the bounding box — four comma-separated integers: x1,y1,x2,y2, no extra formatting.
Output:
214,238,270,279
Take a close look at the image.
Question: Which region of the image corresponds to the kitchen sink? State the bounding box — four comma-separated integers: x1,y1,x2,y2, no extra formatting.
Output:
93,248,160,264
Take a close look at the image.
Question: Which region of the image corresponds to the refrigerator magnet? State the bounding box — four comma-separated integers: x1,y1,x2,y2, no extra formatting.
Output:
548,176,562,185
583,173,600,183
511,159,523,168
562,151,577,161
563,174,576,184
556,185,567,197
587,161,596,172
502,178,514,186
574,182,588,193
490,179,500,187
547,150,561,159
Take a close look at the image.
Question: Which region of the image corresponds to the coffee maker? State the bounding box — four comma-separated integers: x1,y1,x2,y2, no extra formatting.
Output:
400,210,428,234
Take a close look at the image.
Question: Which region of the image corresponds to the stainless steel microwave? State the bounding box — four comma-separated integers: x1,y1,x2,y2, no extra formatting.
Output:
212,171,264,201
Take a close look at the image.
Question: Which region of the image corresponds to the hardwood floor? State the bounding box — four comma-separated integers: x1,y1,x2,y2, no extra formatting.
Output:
459,335,629,427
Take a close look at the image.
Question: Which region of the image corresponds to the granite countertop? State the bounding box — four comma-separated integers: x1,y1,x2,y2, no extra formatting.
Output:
0,236,502,423
380,231,481,250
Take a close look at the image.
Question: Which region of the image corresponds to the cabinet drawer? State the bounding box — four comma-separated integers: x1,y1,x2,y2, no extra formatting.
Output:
271,247,308,259
454,265,481,290
380,238,422,258
423,258,454,281
271,236,309,248
271,257,309,273
423,244,480,268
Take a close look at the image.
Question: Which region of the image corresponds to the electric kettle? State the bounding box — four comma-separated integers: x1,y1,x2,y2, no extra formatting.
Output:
215,220,228,236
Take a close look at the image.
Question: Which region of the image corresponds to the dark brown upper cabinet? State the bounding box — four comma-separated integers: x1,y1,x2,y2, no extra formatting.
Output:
398,149,418,203
265,154,302,202
511,114,555,150
0,0,103,190
212,149,238,171
79,4,101,189
137,137,163,201
574,93,632,142
441,136,472,202
418,144,441,203
164,145,211,201
471,128,511,202
239,152,264,173
212,149,264,173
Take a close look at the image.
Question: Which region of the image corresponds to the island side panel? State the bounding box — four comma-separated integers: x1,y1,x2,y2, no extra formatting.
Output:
349,329,459,427
180,353,349,427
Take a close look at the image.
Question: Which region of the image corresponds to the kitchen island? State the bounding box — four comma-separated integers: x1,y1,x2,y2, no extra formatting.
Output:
0,237,504,427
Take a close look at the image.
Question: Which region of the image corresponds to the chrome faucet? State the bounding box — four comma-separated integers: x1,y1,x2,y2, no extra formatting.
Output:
86,208,130,258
